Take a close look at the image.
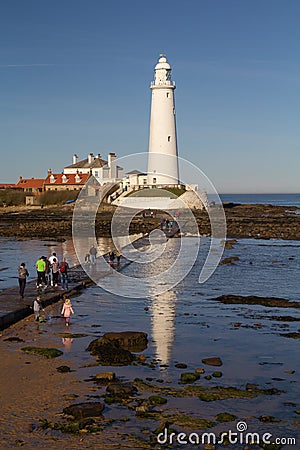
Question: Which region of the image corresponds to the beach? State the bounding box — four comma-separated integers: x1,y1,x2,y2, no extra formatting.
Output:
0,234,299,449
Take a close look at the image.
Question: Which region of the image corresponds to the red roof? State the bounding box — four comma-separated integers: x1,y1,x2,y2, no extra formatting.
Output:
0,183,17,189
15,178,45,189
44,173,90,185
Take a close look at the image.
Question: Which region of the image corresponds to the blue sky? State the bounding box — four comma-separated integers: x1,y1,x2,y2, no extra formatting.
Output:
0,0,299,193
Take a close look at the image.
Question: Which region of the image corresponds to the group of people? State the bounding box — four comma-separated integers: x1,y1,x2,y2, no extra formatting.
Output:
108,249,122,266
35,253,69,291
17,252,69,299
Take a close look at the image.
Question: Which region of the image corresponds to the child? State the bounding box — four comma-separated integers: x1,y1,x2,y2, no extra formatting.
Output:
33,296,42,321
61,298,74,327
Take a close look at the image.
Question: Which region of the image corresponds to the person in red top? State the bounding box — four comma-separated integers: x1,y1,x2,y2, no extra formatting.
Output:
59,257,69,290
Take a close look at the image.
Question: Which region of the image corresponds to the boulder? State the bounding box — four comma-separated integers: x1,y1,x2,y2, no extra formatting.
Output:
220,256,240,265
106,382,136,399
63,402,104,419
202,357,223,367
102,331,148,352
87,337,134,366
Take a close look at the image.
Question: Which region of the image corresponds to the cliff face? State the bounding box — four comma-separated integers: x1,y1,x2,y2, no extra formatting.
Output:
0,203,299,240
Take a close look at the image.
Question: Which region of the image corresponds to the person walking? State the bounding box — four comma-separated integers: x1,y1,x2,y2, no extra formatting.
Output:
35,256,47,289
33,296,42,321
51,257,60,287
116,250,122,265
109,250,115,266
18,263,29,299
59,257,69,290
49,252,59,286
61,298,74,326
89,245,97,265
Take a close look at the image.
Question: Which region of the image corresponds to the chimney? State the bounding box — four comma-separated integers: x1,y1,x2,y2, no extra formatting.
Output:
108,152,117,179
97,153,101,160
47,169,52,175
88,153,94,164
73,154,78,165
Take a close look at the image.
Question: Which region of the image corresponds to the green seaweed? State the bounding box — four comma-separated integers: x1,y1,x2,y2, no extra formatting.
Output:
215,412,237,422
180,372,200,384
133,379,282,401
148,395,167,405
21,347,63,358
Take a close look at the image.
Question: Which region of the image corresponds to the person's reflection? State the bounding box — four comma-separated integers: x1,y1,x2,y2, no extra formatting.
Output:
62,337,73,352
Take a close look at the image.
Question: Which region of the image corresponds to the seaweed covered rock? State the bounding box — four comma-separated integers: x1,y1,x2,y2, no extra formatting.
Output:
102,331,148,352
21,347,63,358
86,337,134,366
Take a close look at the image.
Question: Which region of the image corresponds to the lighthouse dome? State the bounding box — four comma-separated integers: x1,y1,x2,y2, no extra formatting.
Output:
155,55,171,70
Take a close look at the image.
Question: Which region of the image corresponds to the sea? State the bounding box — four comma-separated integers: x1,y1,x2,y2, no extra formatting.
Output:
0,193,299,447
220,193,300,208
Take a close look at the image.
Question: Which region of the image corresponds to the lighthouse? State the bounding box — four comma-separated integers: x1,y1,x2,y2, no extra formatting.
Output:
147,55,179,186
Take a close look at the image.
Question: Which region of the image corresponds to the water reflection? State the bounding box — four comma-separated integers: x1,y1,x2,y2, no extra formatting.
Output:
150,289,177,366
62,337,73,352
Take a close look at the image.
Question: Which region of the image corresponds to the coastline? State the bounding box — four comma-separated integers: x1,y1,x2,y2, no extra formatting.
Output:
0,203,299,240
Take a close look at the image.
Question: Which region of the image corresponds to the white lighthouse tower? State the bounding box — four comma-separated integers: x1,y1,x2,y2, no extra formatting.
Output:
147,55,179,186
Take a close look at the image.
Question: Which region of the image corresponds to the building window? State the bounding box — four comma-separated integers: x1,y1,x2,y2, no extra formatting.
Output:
168,136,171,142
153,178,157,184
94,171,98,177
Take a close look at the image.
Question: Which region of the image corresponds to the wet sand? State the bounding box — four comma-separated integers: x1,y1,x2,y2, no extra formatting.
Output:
0,313,144,449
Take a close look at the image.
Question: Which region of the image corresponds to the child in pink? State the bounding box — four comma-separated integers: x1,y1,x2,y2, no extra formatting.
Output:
61,298,74,326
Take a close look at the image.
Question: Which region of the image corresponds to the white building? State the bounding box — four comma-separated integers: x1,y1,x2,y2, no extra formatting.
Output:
147,55,179,186
64,153,123,185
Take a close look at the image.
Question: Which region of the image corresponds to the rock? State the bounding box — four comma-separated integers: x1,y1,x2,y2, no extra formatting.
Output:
148,395,167,405
180,372,200,384
139,354,147,362
212,371,223,378
222,239,238,249
175,363,188,369
195,368,205,374
102,331,148,352
204,375,212,380
4,336,24,342
220,256,240,265
215,412,237,422
258,415,280,423
202,357,223,367
95,372,115,381
21,347,63,358
86,337,134,366
106,382,136,399
136,404,149,415
63,402,104,419
56,365,71,373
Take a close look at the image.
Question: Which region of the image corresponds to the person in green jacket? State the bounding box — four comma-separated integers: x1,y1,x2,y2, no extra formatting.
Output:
35,256,46,289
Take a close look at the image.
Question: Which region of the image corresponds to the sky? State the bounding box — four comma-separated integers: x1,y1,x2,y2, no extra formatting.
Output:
0,0,299,193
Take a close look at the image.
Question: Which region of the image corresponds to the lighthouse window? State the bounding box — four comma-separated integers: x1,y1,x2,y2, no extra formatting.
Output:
168,136,171,142
166,93,169,98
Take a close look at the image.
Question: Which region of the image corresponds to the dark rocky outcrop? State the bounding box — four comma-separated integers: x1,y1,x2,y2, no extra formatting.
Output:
86,337,134,366
102,331,148,352
106,382,136,399
63,402,104,419
211,295,300,309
